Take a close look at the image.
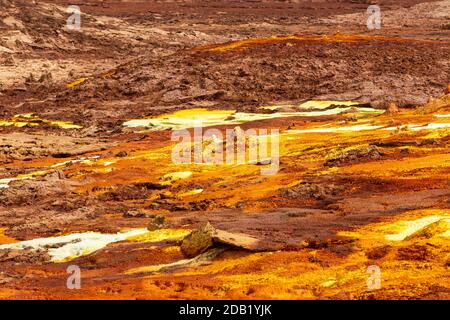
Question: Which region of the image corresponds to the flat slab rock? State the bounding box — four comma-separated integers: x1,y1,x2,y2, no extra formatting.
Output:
0,133,113,160
181,222,262,258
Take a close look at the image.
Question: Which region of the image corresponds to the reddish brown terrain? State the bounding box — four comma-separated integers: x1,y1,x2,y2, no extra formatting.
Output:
0,0,449,300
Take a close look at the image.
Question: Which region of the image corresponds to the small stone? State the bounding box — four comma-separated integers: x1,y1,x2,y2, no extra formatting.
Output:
180,222,216,258
147,215,166,231
153,215,165,225
325,146,381,167
385,102,399,115
400,148,410,154
147,223,161,231
180,222,261,258
397,244,432,261
149,202,160,210
115,151,128,157
366,245,391,260
445,84,450,94
159,192,172,200
123,209,146,218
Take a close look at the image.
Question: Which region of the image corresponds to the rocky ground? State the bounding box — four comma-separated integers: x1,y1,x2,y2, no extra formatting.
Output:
0,0,449,300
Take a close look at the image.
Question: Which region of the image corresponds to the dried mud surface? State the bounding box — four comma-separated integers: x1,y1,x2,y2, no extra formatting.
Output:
0,0,449,300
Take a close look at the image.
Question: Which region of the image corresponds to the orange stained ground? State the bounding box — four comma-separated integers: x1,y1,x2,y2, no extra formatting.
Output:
195,34,450,52
0,96,449,299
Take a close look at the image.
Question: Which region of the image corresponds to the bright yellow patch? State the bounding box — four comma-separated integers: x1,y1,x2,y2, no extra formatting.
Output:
46,121,82,129
178,189,204,197
385,216,450,241
298,100,363,110
0,228,17,245
123,106,381,131
126,229,190,243
1,113,82,129
0,120,38,127
16,170,49,180
66,77,88,88
123,108,235,130
161,171,193,184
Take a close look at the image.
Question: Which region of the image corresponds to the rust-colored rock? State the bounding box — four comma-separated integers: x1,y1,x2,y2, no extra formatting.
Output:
180,222,216,258
181,222,261,258
385,102,400,115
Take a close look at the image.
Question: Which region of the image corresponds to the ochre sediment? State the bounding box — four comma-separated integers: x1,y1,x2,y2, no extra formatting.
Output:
0,0,449,300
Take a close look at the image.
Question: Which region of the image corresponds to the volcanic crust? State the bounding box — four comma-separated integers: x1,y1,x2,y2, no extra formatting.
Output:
0,0,449,300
